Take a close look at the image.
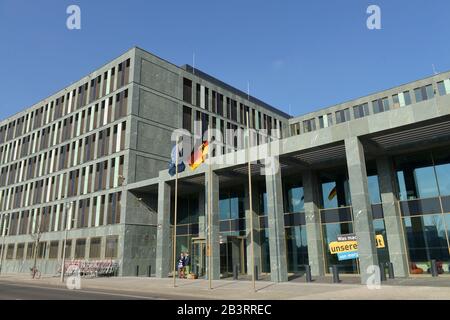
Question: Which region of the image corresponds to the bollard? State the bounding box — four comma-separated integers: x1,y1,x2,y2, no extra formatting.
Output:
430,260,439,277
379,263,386,282
387,262,395,279
330,265,340,283
254,266,258,281
148,265,152,277
136,265,139,277
233,264,239,280
305,265,312,283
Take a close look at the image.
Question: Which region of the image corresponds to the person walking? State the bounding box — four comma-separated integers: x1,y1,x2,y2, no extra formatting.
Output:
184,252,191,278
177,252,185,279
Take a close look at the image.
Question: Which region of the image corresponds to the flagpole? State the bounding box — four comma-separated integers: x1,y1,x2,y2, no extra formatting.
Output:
207,126,213,290
172,138,180,288
246,110,256,292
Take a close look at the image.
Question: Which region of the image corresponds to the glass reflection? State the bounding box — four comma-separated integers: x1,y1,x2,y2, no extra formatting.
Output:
320,174,351,209
285,184,304,213
286,226,308,273
403,214,450,274
368,175,381,204
322,222,358,274
395,151,441,200
373,219,390,264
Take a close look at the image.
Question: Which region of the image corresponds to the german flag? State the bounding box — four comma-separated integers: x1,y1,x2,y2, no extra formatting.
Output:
328,186,337,201
189,141,209,171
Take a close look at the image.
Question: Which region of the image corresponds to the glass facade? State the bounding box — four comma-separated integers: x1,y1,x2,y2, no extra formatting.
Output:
320,171,351,209
395,148,450,274
283,182,308,273
322,222,358,274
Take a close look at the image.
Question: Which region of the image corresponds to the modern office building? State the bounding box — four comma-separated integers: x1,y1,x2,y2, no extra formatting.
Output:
0,47,449,283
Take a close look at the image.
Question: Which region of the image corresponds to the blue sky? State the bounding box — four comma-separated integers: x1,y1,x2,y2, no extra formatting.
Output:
1,0,449,120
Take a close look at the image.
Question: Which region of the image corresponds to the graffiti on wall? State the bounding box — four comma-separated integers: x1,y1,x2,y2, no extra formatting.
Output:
57,259,119,277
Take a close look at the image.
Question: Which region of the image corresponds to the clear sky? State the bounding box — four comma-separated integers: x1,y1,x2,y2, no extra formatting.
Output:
1,0,449,121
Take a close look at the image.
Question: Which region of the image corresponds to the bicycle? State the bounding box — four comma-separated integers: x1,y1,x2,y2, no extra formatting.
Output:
30,267,41,279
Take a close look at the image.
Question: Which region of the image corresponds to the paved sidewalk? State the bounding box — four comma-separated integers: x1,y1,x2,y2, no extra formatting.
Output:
0,274,449,300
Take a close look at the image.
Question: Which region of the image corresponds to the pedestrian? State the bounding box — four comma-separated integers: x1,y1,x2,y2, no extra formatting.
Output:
177,252,185,278
184,252,191,278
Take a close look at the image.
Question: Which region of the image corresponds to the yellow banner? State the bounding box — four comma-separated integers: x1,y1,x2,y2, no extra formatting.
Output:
329,234,385,254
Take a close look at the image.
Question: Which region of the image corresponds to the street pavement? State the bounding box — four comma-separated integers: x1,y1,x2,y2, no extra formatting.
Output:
0,274,448,300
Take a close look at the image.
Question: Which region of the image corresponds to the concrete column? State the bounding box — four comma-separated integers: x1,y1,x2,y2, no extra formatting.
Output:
303,170,326,277
376,157,409,277
245,182,261,277
345,137,378,284
198,189,206,239
265,169,288,282
155,181,171,278
205,170,220,280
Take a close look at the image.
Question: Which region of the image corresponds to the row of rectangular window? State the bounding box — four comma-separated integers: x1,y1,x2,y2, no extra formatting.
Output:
0,121,126,187
290,79,450,135
0,192,122,237
183,78,283,135
0,59,130,146
0,155,124,212
183,106,278,154
0,90,128,162
0,236,119,261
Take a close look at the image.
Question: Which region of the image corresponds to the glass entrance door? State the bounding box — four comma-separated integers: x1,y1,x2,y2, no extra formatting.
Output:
191,238,206,277
220,236,247,277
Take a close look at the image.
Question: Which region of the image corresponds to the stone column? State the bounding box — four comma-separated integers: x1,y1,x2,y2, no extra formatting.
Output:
155,181,171,278
245,182,261,277
265,169,288,282
303,170,326,277
198,189,206,239
376,157,409,277
205,170,220,280
345,137,378,284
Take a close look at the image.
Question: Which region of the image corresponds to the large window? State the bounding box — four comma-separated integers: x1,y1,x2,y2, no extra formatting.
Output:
437,79,450,96
414,84,434,103
89,237,102,259
303,118,316,133
285,226,308,273
105,236,118,258
335,108,350,124
322,221,358,274
367,162,381,204
284,184,304,213
183,78,192,103
353,103,369,119
320,171,351,209
26,243,35,259
404,214,449,274
182,106,192,132
318,114,332,128
373,219,390,264
395,149,450,274
75,239,86,259
396,152,440,200
175,196,199,225
64,239,72,259
434,149,450,196
372,97,390,114
219,189,245,220
290,123,300,135
6,244,14,259
392,91,412,108
49,241,59,259
16,243,25,260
